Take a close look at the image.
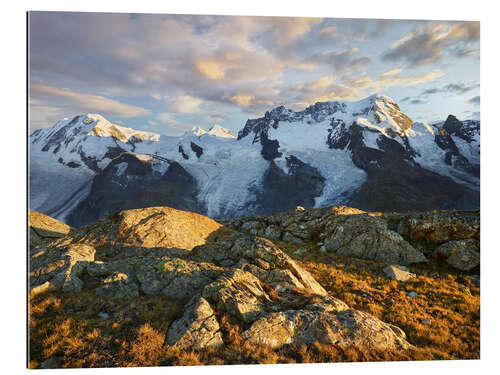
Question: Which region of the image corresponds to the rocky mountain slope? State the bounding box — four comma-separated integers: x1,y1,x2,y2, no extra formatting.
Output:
29,95,480,226
28,205,480,368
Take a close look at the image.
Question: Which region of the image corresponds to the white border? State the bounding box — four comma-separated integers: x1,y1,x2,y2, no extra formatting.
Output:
2,1,499,374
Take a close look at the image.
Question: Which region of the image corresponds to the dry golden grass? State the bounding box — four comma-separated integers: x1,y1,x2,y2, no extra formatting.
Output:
276,240,480,361
28,238,479,367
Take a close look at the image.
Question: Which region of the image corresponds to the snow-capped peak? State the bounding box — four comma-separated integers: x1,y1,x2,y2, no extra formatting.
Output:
188,124,235,138
207,125,235,138
191,126,207,137
87,115,160,142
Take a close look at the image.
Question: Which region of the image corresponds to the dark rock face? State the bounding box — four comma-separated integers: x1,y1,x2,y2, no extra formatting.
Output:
260,133,282,161
190,142,203,158
178,145,189,160
66,153,201,227
350,155,479,212
256,156,325,215
342,123,479,212
443,114,479,143
433,115,480,177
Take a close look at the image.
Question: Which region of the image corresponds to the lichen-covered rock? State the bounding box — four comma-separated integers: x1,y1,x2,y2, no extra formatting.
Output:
202,269,272,323
95,272,139,299
29,244,96,296
242,309,410,350
264,225,282,240
383,265,415,281
29,211,72,249
395,211,480,247
192,237,327,297
323,215,427,265
433,239,480,271
166,296,223,350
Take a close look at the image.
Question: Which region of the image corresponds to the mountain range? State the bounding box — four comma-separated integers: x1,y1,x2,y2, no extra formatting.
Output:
29,94,480,227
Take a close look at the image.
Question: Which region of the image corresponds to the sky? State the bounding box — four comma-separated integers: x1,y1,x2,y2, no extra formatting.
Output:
28,12,480,135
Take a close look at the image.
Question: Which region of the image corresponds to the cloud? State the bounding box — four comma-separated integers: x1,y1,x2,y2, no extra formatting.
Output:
382,21,480,66
29,83,151,130
380,68,403,78
344,69,445,90
30,84,150,118
172,95,203,113
299,48,371,74
155,112,195,135
28,13,480,131
421,82,479,96
465,96,480,105
409,98,427,105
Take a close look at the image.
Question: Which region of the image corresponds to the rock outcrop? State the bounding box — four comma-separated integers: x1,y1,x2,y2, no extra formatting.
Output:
29,211,72,249
222,206,427,265
29,207,412,352
30,244,96,296
55,206,223,256
393,211,480,248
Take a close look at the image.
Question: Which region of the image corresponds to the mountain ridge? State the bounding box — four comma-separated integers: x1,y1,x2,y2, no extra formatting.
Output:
29,94,480,226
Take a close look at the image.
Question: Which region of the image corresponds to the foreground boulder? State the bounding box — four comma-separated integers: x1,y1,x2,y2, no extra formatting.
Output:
29,211,72,249
242,309,409,350
322,215,426,265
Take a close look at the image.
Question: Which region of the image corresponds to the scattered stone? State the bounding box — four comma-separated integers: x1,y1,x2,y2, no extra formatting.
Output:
98,312,110,319
468,275,480,288
421,319,432,325
383,265,416,282
406,291,418,298
295,206,305,212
